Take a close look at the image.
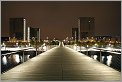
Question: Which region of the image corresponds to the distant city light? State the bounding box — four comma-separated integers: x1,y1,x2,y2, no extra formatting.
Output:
108,43,111,46
2,42,5,46
16,42,18,46
94,43,98,46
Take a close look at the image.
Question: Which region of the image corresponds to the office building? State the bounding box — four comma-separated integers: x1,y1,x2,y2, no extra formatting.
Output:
78,17,95,39
27,27,40,42
9,18,26,41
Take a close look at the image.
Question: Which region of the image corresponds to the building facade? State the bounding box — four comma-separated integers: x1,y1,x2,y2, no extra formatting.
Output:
27,27,40,42
78,17,95,40
9,18,26,41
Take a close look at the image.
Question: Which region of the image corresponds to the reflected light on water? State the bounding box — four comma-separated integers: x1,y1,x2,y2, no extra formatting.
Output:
107,55,112,66
27,55,30,59
43,46,47,51
15,54,20,63
20,56,23,62
102,56,105,62
2,56,7,65
93,55,97,60
73,45,77,50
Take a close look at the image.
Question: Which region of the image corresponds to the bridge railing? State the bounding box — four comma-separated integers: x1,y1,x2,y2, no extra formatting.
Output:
65,45,121,72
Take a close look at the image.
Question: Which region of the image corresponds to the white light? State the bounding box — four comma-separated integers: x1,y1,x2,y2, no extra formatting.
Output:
105,47,113,51
102,56,105,62
92,46,97,48
26,45,28,47
108,43,111,46
39,28,40,42
23,18,26,41
16,43,18,47
20,56,23,62
43,46,47,51
73,45,77,50
27,55,30,59
87,45,89,48
15,54,20,63
29,43,31,46
93,55,97,60
95,44,97,46
107,55,112,66
2,43,5,46
81,46,86,49
27,27,30,42
43,43,46,46
1,47,21,51
2,56,7,65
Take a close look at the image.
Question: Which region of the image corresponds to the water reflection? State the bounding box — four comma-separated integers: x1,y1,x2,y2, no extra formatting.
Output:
90,52,113,66
1,51,41,73
102,56,104,63
93,54,113,66
93,55,97,60
107,55,112,66
84,51,120,71
14,54,20,63
2,56,7,65
11,54,20,64
20,56,23,62
27,55,30,60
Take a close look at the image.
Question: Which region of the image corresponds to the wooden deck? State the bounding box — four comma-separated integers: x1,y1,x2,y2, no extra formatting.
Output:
1,45,121,81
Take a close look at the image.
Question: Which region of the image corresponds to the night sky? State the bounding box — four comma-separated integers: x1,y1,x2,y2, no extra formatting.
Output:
1,1,121,40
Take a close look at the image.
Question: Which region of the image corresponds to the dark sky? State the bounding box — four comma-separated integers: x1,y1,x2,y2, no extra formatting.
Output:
1,1,121,40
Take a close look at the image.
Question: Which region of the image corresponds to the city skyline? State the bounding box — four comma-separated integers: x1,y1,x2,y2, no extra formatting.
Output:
1,1,121,40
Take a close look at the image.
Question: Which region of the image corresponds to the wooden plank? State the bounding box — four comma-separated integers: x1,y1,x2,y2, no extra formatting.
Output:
1,46,121,81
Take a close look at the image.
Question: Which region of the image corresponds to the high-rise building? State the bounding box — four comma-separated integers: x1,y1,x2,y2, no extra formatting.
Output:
9,18,26,41
27,27,40,42
72,28,79,42
78,17,95,39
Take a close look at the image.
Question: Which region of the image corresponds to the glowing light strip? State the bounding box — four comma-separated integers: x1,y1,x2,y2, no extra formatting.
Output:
78,18,80,40
23,19,26,41
39,28,40,42
2,52,16,55
27,27,30,42
107,51,121,54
